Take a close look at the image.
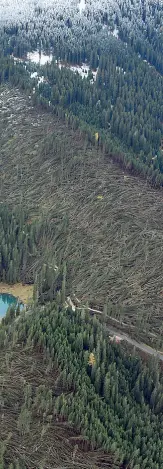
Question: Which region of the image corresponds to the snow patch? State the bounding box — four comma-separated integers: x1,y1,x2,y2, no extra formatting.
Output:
112,26,119,38
27,51,53,66
37,76,45,85
78,0,86,14
30,71,38,79
109,26,119,39
57,61,98,82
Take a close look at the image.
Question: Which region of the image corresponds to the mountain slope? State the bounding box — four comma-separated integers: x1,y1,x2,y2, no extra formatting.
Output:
1,85,163,344
1,302,163,469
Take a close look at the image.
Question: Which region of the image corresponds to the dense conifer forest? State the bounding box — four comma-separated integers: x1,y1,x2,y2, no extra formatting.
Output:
0,206,37,284
1,301,163,468
0,0,163,184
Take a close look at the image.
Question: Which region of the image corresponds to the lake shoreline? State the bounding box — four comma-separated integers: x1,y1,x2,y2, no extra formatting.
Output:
0,283,33,304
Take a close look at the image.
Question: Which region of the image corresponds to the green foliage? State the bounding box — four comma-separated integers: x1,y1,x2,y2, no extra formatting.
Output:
1,302,162,468
0,205,37,284
0,31,163,186
0,9,163,467
0,204,66,303
0,85,163,343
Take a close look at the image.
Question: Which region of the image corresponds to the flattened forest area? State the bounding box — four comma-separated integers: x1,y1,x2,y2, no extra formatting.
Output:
0,85,163,342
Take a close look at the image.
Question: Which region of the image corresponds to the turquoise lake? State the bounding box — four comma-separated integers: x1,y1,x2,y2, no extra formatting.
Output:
0,293,18,318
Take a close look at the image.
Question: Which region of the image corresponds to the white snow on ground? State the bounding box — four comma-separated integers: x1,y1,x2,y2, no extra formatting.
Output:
30,72,38,79
58,61,98,81
112,26,119,38
79,0,86,14
13,53,98,85
31,74,45,88
27,51,53,65
11,55,24,63
37,76,45,85
69,64,98,81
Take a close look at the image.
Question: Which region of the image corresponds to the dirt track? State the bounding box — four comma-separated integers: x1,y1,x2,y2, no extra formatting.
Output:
68,297,163,362
106,323,163,361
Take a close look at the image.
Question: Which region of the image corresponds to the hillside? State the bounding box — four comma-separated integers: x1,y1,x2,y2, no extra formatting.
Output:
0,85,163,344
0,1,163,467
0,301,163,469
0,344,114,469
0,0,162,185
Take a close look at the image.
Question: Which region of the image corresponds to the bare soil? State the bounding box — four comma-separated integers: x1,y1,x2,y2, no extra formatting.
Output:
0,283,33,303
